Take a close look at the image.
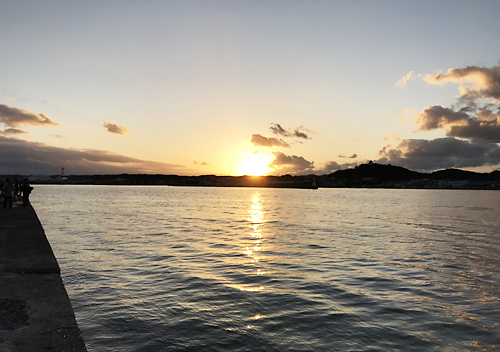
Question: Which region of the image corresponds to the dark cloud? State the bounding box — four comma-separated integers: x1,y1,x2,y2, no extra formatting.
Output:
103,121,131,135
0,104,59,127
447,118,500,142
377,138,500,172
0,135,187,175
413,105,500,142
250,134,290,148
269,123,288,136
316,161,360,174
338,153,358,159
268,151,314,175
269,123,311,139
415,105,469,131
1,128,28,136
293,129,309,139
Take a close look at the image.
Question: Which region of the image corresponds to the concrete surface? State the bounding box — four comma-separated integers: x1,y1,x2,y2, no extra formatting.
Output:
0,199,87,351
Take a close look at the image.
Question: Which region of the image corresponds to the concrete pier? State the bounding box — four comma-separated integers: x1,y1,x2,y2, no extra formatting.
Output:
0,200,87,351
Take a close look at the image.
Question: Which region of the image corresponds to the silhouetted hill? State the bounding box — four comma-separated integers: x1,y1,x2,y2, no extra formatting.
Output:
329,162,500,182
431,168,500,182
330,162,424,181
430,168,481,181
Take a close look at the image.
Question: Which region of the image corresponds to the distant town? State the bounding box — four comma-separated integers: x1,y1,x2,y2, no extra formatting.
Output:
3,162,500,190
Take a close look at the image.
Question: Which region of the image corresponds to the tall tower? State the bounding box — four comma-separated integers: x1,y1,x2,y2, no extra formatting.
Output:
61,168,65,177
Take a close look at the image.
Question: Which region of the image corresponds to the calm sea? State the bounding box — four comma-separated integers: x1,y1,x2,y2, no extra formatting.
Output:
31,186,500,352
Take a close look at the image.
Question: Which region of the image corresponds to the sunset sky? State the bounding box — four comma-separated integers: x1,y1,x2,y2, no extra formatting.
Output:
1,1,500,176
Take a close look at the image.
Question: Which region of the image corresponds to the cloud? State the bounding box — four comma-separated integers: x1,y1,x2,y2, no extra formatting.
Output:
269,123,311,139
338,153,358,158
103,121,131,135
193,161,209,166
395,71,421,88
316,160,360,174
377,137,500,172
293,128,309,139
250,134,290,148
50,134,68,139
398,107,415,122
408,64,500,143
0,135,188,175
0,104,59,127
415,105,470,131
424,64,500,101
383,133,401,141
323,161,342,172
413,105,500,142
390,63,500,171
1,128,28,136
268,151,314,175
269,123,288,136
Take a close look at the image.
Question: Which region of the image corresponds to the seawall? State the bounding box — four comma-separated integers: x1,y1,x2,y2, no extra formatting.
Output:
0,201,87,351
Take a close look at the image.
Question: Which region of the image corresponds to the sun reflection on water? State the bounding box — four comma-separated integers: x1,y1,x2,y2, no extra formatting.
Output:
246,192,264,265
234,192,268,295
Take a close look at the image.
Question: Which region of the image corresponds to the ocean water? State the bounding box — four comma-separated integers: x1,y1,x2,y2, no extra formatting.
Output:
31,186,500,352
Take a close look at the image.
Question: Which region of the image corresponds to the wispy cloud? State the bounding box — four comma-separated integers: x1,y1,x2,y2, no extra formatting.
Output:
0,104,59,127
395,71,421,88
194,161,209,166
103,121,131,135
269,123,312,140
0,128,29,136
338,153,358,159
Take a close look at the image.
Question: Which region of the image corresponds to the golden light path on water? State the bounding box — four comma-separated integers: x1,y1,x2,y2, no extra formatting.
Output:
246,192,266,329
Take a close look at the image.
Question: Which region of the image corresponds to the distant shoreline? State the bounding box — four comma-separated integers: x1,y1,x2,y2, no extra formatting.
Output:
4,162,500,190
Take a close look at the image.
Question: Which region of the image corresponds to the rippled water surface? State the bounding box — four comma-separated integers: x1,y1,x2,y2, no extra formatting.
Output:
31,186,500,351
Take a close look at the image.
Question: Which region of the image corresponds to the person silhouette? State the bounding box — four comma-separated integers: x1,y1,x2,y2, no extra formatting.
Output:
2,178,15,209
20,179,33,207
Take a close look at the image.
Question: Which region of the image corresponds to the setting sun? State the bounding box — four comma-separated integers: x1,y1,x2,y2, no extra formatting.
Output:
238,152,272,176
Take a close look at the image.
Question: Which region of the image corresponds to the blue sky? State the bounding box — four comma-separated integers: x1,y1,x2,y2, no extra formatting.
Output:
1,1,500,175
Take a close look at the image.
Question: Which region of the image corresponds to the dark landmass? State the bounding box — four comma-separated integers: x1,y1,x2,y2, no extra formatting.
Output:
3,162,500,189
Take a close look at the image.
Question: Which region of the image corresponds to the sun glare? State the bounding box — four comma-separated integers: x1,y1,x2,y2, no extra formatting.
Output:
238,152,272,176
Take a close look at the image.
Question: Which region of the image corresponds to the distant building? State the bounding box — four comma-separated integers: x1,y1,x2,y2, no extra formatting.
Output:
29,175,66,183
447,180,469,188
29,175,51,182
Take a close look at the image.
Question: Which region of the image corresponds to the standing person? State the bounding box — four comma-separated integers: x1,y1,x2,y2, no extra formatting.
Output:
2,178,15,209
14,179,20,197
20,179,33,207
